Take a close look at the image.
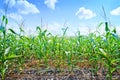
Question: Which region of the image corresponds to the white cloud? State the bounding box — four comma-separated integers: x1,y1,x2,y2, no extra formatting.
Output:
4,0,16,8
75,7,96,19
16,0,40,15
4,0,40,15
110,7,120,15
7,13,23,21
44,0,57,10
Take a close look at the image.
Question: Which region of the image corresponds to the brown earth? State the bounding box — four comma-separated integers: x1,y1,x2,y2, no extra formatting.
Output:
1,59,120,80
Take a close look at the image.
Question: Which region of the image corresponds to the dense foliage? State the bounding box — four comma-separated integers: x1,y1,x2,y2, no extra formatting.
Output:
0,15,120,80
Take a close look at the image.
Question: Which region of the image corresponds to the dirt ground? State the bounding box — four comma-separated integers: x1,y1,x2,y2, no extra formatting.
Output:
2,67,120,80
1,59,120,80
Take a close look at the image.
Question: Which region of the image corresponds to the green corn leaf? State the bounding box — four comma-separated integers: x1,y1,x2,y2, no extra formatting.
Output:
19,27,24,32
105,22,110,32
43,29,47,33
116,66,120,69
99,48,107,56
99,48,110,62
36,26,41,32
111,59,120,65
112,27,116,33
98,22,103,28
106,74,110,78
62,27,68,36
2,15,5,22
1,68,6,75
111,68,116,73
0,25,5,32
5,18,8,24
90,57,98,61
47,32,52,36
42,29,47,36
111,32,118,39
5,54,22,61
4,47,10,56
9,28,18,35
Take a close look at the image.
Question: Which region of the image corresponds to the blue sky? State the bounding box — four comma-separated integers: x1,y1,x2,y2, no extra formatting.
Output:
0,0,120,36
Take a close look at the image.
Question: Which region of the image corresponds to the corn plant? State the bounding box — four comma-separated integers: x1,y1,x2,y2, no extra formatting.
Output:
0,15,22,80
98,48,120,80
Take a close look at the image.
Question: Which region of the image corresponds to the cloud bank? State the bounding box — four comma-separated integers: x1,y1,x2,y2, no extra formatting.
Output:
44,0,57,10
76,7,96,19
110,7,120,15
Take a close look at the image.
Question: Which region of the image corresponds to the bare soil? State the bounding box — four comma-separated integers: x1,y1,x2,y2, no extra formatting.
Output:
1,59,120,80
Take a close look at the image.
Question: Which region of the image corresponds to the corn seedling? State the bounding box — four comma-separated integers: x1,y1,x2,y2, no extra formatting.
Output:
99,48,120,80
